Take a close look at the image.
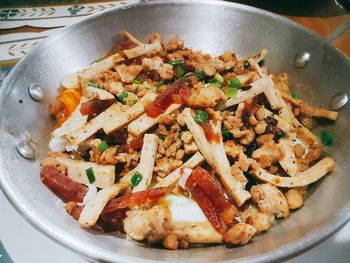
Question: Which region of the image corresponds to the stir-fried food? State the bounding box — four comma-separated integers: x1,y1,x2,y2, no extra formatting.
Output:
42,32,337,249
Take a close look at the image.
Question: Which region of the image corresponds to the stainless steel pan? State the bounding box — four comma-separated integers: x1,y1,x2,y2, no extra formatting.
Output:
1,1,350,262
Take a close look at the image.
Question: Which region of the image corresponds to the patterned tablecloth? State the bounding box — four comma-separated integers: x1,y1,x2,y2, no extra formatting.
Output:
0,1,349,263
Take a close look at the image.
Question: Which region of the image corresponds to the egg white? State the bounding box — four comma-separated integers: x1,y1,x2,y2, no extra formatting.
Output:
164,194,208,223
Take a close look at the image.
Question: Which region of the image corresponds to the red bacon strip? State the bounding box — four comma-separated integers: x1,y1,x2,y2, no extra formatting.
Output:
103,187,169,214
123,137,144,153
80,99,115,118
40,166,88,203
190,186,227,234
145,79,188,118
201,120,220,143
186,167,236,234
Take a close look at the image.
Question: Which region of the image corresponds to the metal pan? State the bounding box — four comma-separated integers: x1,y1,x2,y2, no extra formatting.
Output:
0,1,349,262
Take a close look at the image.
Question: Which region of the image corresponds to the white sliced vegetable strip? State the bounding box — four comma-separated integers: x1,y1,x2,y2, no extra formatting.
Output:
132,134,159,192
225,76,282,110
67,103,122,145
275,90,317,146
251,157,335,187
122,31,144,46
103,90,157,134
155,151,205,188
83,86,114,100
279,135,297,176
56,158,115,188
182,108,250,207
123,42,162,59
78,182,129,227
79,53,124,80
281,92,338,121
128,103,181,136
172,221,223,243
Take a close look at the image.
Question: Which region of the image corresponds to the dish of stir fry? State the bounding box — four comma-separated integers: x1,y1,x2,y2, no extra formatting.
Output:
41,32,337,249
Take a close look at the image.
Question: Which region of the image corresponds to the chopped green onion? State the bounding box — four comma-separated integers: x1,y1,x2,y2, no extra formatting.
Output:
214,101,226,111
258,59,265,66
94,57,105,63
169,60,184,68
126,99,137,106
157,134,166,141
155,80,164,88
193,69,206,79
214,73,224,84
177,69,185,78
86,167,96,184
178,131,184,140
194,110,209,124
226,87,238,98
118,91,129,104
183,77,189,83
291,91,300,99
221,127,232,141
86,81,99,88
131,171,143,186
243,60,250,69
133,77,141,84
208,78,222,88
229,77,241,88
98,141,108,152
321,130,333,146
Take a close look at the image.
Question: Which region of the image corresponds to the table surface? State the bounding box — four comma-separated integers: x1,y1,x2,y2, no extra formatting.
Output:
0,1,349,262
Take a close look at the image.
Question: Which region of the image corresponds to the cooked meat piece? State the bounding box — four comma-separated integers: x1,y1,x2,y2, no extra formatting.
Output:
224,223,257,245
246,212,271,233
252,141,284,168
285,188,304,209
123,205,171,243
250,183,289,218
186,83,226,108
162,234,179,250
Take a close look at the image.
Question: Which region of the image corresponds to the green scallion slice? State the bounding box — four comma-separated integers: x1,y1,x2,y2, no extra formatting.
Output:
243,60,250,69
321,130,333,146
209,78,222,88
157,134,166,141
86,167,96,184
131,171,143,186
221,127,232,141
214,101,226,111
194,110,209,124
258,59,265,66
214,73,224,84
86,81,99,88
226,87,238,98
178,131,184,140
177,69,185,78
133,77,141,84
94,57,105,63
229,77,241,88
193,69,206,79
169,60,184,68
118,91,129,104
291,91,300,99
98,141,108,152
155,80,164,88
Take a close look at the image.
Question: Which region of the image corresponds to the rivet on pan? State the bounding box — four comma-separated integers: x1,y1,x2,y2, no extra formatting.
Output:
330,92,348,110
28,84,44,102
294,51,311,69
16,132,35,159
